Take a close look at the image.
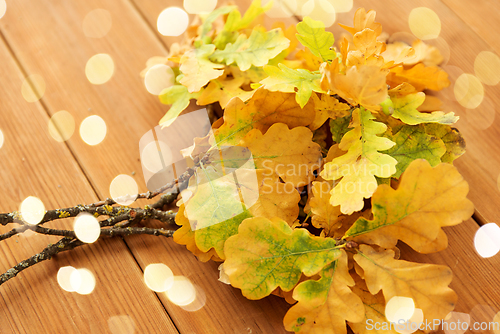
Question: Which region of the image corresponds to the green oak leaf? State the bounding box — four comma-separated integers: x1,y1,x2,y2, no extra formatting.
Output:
260,63,324,107
224,217,341,299
210,27,290,71
391,92,458,125
283,250,364,333
184,165,253,259
422,123,465,163
296,16,336,62
329,111,353,144
383,125,446,178
158,85,201,127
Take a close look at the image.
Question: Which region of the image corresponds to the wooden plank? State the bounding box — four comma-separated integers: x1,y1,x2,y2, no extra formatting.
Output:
0,0,291,332
441,0,500,55
0,37,177,333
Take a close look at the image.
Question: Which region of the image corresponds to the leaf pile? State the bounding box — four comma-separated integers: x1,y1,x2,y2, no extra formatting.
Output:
144,4,473,333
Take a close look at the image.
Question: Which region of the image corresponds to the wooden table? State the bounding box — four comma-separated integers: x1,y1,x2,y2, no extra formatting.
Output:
0,0,499,333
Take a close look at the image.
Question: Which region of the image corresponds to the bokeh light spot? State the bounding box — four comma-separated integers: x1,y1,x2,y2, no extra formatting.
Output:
141,140,172,173
442,312,470,334
0,0,6,19
80,115,107,145
0,129,4,149
108,315,136,334
262,0,296,18
109,174,138,206
144,64,175,95
474,51,500,86
157,7,189,37
385,296,415,324
48,110,75,142
166,276,197,306
21,74,46,103
463,97,495,130
70,268,96,295
474,223,500,258
454,73,484,109
85,54,115,85
183,0,217,14
409,7,441,40
74,213,101,243
329,0,353,13
57,266,78,292
179,284,206,312
306,0,336,27
20,196,45,225
144,263,174,293
82,9,112,38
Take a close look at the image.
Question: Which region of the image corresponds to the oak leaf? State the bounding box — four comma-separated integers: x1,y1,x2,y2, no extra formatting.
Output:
390,92,458,125
179,44,225,93
173,204,222,262
307,181,342,237
422,124,465,163
239,123,322,187
183,165,253,259
214,88,315,145
321,108,397,214
210,27,290,71
330,65,389,111
223,216,341,299
295,16,336,62
340,8,382,37
197,76,255,108
387,63,450,91
382,125,446,178
283,250,364,333
159,85,202,127
345,160,474,253
354,244,457,323
309,93,351,131
260,63,323,107
349,275,426,334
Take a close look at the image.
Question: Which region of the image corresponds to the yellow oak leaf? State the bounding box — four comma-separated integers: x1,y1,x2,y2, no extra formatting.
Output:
354,244,457,323
223,216,341,300
272,22,298,59
214,88,315,145
331,65,389,111
308,181,342,237
390,92,458,125
233,169,301,224
352,28,385,58
349,275,426,334
339,8,382,37
173,204,222,262
345,159,474,253
387,63,450,91
321,108,397,214
197,77,255,109
239,123,322,187
295,48,323,71
284,250,364,334
309,93,352,131
179,44,225,93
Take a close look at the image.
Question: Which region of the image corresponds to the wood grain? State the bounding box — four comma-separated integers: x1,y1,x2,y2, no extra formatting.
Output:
0,0,290,332
0,31,177,333
1,0,500,333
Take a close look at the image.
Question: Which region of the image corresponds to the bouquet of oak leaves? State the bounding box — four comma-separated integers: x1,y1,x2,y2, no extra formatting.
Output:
142,3,472,334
